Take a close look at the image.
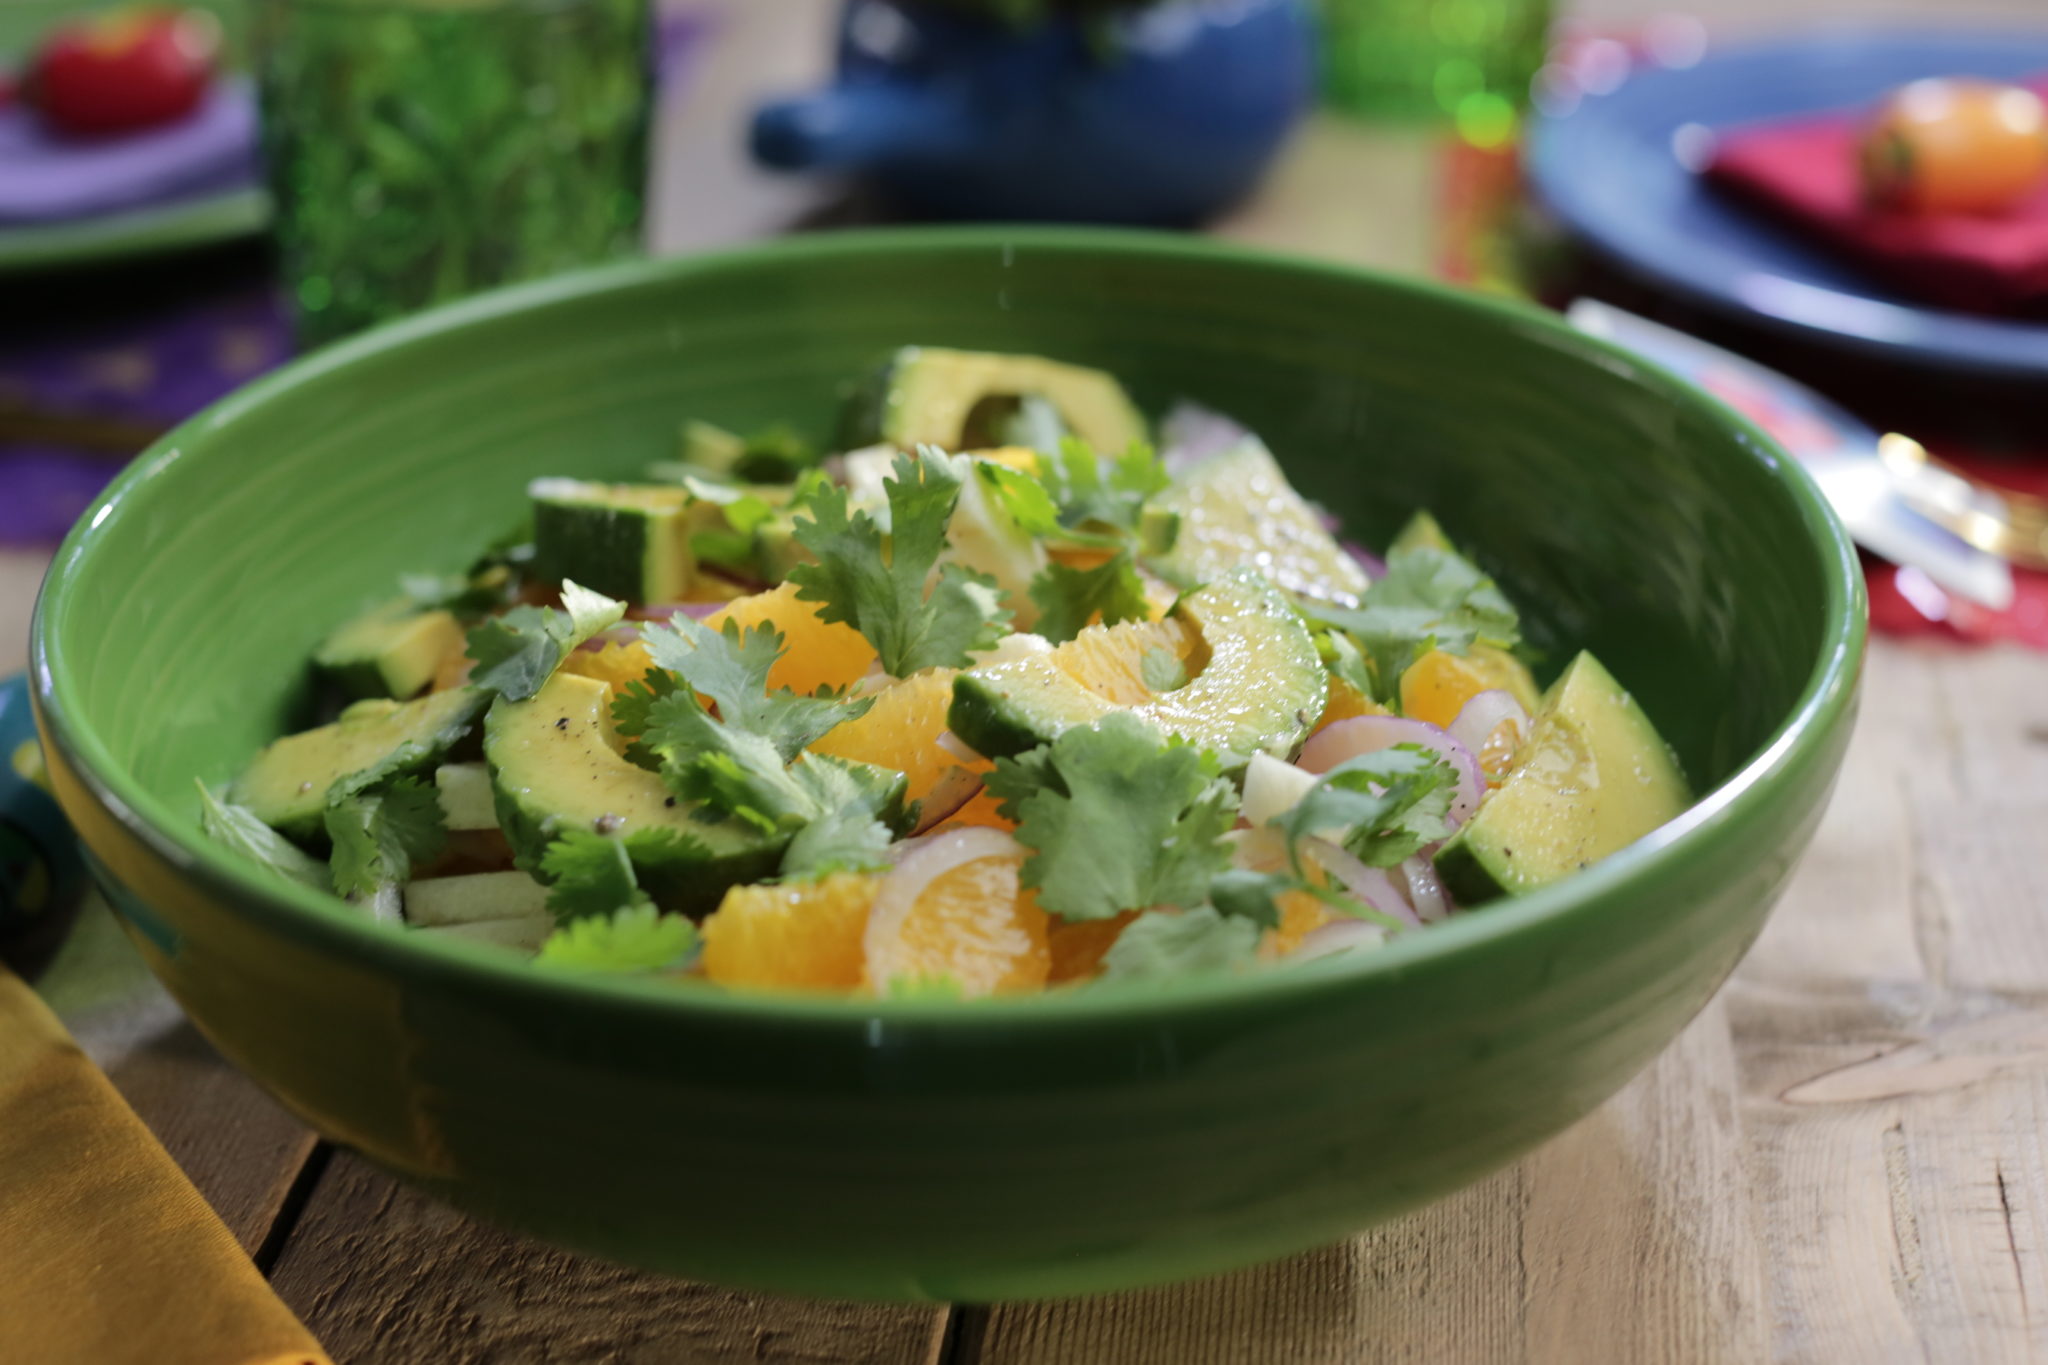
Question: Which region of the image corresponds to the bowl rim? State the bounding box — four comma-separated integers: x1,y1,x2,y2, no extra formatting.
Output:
30,225,1867,1030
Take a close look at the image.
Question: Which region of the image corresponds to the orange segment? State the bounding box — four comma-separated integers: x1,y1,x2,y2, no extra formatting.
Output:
1315,672,1387,732
559,639,656,692
864,846,1050,997
707,582,877,696
1262,888,1334,959
1397,645,1537,729
1048,911,1138,984
700,871,882,991
430,634,474,692
807,668,983,811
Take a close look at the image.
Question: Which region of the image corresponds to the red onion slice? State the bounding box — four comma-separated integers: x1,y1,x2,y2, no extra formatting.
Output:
1298,716,1483,826
936,730,983,765
577,623,646,651
1399,855,1452,923
1302,838,1421,928
625,600,725,623
910,766,984,834
1446,689,1529,757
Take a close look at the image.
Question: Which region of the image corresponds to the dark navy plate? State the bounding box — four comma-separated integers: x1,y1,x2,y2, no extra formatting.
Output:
1527,28,2048,378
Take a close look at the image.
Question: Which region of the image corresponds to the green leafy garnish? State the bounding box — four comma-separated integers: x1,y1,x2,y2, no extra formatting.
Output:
790,450,1010,676
194,781,328,892
638,614,863,761
1287,744,1459,869
1139,646,1188,692
535,903,699,973
464,579,626,702
538,828,653,922
1098,906,1261,981
1027,553,1151,644
611,667,684,770
778,791,897,881
323,776,447,898
1303,545,1518,702
986,713,1237,921
1036,437,1171,538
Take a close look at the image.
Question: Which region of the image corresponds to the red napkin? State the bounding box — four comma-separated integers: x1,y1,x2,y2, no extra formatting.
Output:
1705,80,2048,315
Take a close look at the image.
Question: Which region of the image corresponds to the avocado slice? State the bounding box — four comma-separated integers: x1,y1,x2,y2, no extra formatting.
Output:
948,569,1326,767
1434,651,1690,904
483,672,783,914
231,686,489,839
841,346,1147,454
530,479,701,604
1149,438,1369,606
312,597,463,700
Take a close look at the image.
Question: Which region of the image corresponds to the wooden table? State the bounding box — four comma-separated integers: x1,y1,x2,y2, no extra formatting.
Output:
7,0,2048,1359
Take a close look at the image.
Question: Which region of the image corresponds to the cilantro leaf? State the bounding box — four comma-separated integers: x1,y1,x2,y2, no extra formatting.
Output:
611,667,683,769
1027,552,1152,644
536,903,698,973
323,776,447,898
1302,546,1519,702
782,785,897,879
1139,646,1188,692
538,829,653,922
1034,437,1171,539
464,579,627,701
1205,865,1291,930
637,614,862,761
986,713,1237,921
1098,906,1261,981
789,450,1010,675
1282,743,1457,868
194,781,329,892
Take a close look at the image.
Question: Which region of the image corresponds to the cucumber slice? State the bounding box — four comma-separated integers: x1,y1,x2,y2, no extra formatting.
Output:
405,869,551,926
414,914,553,952
312,597,462,700
1434,652,1690,904
433,763,499,831
231,687,488,839
530,478,698,603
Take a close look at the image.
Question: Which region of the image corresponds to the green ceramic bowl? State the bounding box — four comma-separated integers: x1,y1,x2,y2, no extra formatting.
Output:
31,229,1863,1302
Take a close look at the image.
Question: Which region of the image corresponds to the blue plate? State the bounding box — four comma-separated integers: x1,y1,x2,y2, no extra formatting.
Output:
1527,28,2048,378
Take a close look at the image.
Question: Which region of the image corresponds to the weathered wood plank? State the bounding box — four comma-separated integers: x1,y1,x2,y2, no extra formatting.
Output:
268,1152,950,1365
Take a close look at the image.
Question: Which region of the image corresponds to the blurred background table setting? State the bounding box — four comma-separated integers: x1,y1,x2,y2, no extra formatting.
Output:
4,0,2048,1359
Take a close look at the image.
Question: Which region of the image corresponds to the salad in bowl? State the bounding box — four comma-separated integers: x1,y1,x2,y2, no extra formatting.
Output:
203,346,1690,999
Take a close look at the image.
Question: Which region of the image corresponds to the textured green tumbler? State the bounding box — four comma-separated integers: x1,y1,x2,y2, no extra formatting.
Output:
256,0,651,347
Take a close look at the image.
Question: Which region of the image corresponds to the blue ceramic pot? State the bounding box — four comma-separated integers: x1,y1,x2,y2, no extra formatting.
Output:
751,0,1312,225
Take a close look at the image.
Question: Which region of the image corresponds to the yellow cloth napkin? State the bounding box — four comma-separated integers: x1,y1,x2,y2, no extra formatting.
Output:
0,967,331,1365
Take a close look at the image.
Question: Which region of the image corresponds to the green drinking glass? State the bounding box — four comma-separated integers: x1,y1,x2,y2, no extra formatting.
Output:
255,0,651,347
1315,0,1552,138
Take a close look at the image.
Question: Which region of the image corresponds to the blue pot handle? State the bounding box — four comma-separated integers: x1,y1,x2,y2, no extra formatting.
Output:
0,672,87,933
751,84,972,172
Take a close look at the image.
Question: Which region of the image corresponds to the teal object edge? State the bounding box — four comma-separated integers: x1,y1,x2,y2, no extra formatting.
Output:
30,227,1864,1300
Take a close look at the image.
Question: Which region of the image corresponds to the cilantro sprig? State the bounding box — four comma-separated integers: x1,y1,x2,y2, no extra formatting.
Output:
464,580,627,702
536,903,699,973
636,614,861,760
323,776,447,899
195,781,329,893
1302,545,1519,703
789,450,1009,676
980,439,1176,643
1098,906,1261,981
1211,744,1458,931
986,712,1237,921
